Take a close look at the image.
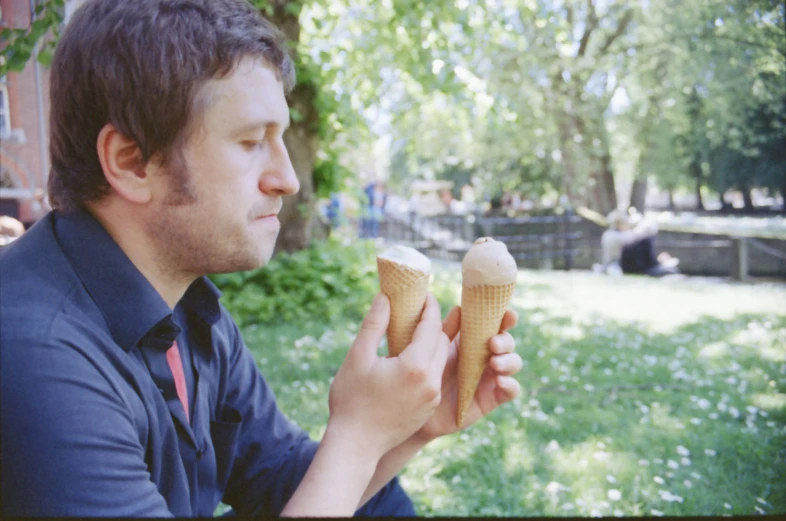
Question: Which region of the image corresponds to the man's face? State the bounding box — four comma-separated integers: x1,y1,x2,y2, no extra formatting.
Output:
145,57,299,277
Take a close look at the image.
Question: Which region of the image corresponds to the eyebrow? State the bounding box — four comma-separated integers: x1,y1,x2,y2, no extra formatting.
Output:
234,119,291,136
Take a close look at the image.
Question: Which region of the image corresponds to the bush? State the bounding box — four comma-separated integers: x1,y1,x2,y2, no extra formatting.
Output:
210,238,379,327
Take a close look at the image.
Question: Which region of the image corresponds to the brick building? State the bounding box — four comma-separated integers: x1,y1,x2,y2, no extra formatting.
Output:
0,0,54,226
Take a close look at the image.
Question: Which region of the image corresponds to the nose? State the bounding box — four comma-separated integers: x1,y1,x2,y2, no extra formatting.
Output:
260,140,300,196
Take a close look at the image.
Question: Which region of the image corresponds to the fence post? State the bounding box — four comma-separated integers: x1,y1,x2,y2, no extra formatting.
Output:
730,237,748,281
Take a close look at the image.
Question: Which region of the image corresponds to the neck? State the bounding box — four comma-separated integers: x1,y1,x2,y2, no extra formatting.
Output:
86,201,193,309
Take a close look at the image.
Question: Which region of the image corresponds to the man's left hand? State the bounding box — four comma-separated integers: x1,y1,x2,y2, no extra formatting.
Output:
414,306,522,442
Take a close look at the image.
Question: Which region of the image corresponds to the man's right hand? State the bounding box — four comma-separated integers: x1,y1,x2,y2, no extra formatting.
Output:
326,292,450,462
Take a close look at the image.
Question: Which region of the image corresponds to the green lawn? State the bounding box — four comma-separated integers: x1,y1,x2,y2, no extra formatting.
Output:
241,264,786,517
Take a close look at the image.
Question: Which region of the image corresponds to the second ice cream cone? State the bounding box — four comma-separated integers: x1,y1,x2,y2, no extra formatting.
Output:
456,237,517,427
377,251,430,357
456,282,515,427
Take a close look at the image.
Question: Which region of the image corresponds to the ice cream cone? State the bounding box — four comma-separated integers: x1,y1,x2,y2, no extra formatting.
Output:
377,246,430,357
456,238,517,427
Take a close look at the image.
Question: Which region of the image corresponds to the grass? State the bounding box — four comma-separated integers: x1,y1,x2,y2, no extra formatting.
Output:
240,264,786,517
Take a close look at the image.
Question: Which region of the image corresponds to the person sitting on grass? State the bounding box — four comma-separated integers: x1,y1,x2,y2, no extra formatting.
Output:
0,0,523,517
600,208,679,277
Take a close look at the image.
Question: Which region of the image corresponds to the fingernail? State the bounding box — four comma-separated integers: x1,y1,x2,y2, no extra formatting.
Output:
371,294,388,312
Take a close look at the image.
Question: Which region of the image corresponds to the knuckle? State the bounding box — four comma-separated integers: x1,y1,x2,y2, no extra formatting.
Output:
423,384,441,404
407,367,427,384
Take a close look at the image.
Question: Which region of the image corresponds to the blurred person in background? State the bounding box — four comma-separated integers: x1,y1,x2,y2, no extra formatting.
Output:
599,208,679,277
0,216,25,247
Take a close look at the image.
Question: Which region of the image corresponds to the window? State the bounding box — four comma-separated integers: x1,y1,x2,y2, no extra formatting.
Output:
0,81,10,139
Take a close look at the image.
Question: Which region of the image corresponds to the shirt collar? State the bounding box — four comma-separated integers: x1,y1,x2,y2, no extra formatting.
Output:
55,209,222,351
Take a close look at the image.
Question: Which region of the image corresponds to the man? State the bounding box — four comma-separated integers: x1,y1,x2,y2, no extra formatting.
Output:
0,0,523,516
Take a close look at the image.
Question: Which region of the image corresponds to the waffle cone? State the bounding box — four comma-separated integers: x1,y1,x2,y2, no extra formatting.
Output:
377,257,429,357
456,282,515,427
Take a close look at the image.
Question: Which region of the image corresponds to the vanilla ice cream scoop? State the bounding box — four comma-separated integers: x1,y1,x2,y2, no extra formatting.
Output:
378,244,431,273
462,237,517,287
377,246,431,357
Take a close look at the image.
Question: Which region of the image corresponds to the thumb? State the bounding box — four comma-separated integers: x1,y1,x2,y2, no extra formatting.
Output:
349,293,390,365
442,305,461,341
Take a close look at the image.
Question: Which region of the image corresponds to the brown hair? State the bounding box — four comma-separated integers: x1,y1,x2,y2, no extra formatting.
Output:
47,0,295,212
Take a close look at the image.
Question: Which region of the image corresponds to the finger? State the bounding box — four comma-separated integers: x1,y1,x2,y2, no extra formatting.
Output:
404,294,442,363
489,332,515,355
493,375,521,404
348,294,390,366
442,306,461,341
430,331,451,382
489,353,523,376
499,309,518,333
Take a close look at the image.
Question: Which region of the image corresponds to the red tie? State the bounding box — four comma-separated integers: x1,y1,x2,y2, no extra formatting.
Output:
166,341,189,422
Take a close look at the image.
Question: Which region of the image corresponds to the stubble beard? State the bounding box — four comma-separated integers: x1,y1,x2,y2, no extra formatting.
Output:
147,158,274,278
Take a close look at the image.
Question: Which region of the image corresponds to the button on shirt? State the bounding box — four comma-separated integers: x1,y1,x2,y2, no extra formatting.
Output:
0,210,414,517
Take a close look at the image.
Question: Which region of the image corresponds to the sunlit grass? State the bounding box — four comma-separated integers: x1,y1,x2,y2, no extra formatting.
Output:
242,265,786,516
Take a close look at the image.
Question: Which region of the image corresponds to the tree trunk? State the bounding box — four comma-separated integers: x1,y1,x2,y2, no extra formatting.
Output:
268,2,319,253
587,152,617,216
743,185,754,213
668,188,675,210
695,176,705,211
629,175,648,212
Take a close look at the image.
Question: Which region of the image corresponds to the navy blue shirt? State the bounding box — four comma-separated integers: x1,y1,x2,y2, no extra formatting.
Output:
0,210,415,517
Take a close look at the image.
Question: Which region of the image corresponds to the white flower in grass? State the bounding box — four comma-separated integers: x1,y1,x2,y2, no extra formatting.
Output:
729,407,740,419
704,449,717,456
677,446,690,456
690,417,702,425
653,476,665,485
584,383,595,392
613,509,624,517
755,506,766,515
659,490,684,503
640,405,650,414
709,412,719,419
639,459,650,466
717,402,728,412
451,475,462,484
757,498,769,506
608,489,622,501
590,509,602,517
654,458,664,464
554,406,565,414
606,475,617,483
681,457,691,466
562,503,575,511
651,509,664,516
723,503,732,509
697,398,711,409
667,460,679,469
534,410,549,422
690,472,702,480
540,376,550,384
545,440,560,454
683,480,692,488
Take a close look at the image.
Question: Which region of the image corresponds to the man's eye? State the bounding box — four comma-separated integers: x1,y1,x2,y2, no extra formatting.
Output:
243,140,266,150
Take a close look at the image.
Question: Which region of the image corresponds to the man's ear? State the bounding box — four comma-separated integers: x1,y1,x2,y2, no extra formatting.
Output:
96,123,153,204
